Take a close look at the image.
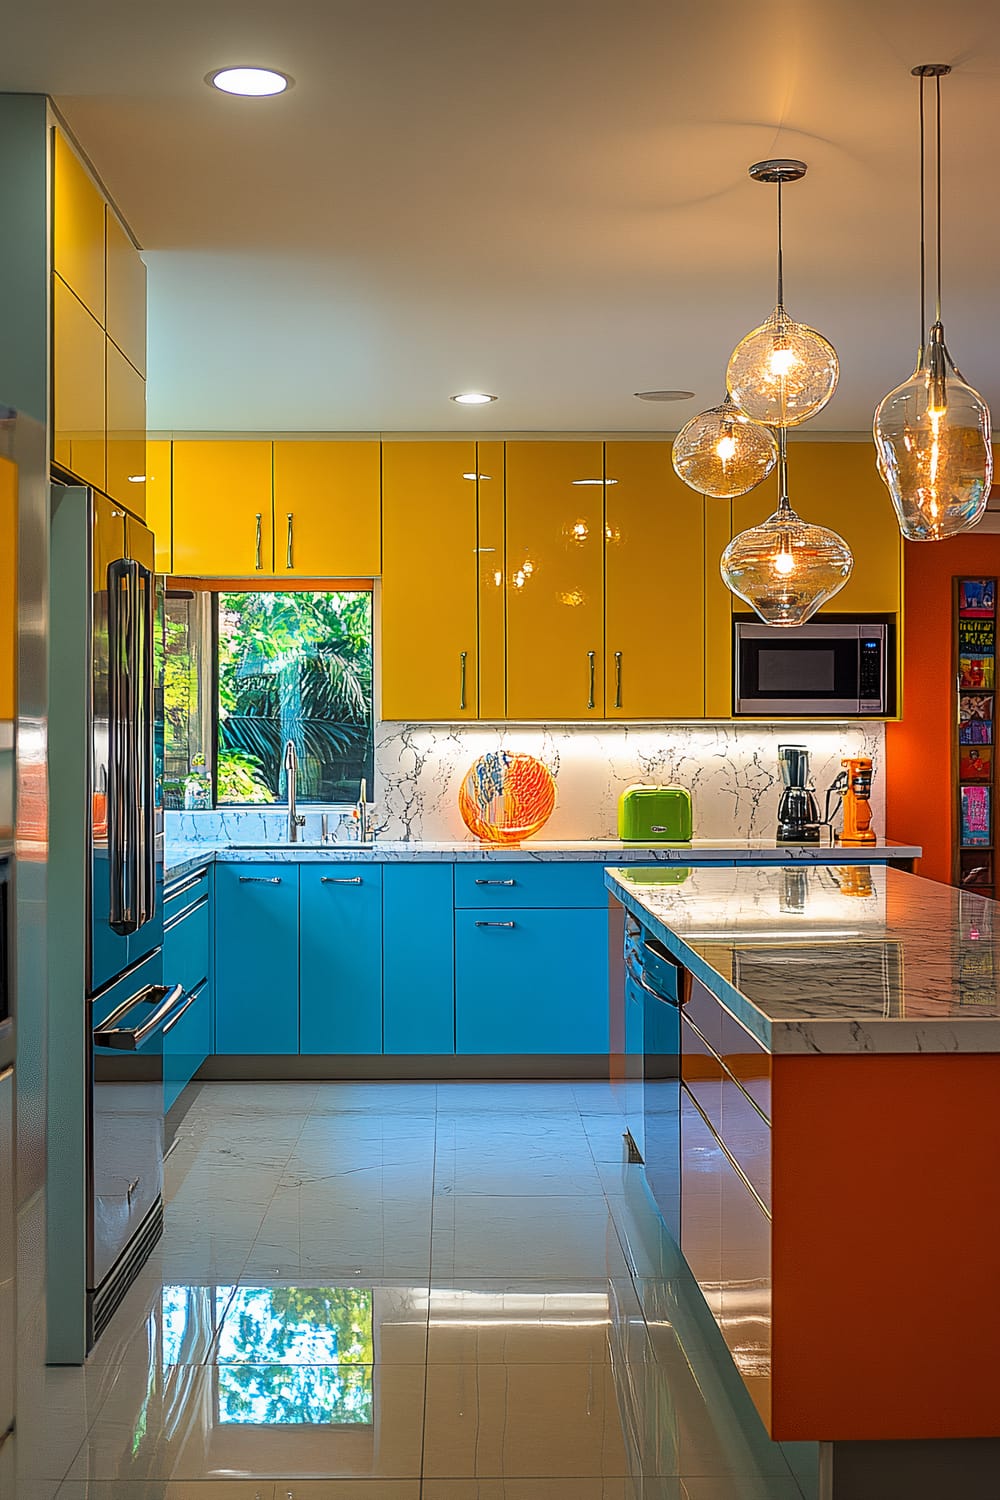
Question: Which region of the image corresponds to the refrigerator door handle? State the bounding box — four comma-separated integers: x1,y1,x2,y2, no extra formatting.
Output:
137,562,156,928
108,558,140,935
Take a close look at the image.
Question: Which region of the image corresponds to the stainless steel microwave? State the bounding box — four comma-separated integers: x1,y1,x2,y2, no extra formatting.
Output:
734,618,894,716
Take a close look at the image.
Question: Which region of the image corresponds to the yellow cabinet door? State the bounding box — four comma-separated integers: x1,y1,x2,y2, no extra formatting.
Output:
172,441,273,577
105,341,146,514
272,441,380,577
105,208,146,378
477,442,506,720
52,129,105,322
731,442,902,617
144,440,173,573
704,500,735,718
52,275,106,492
381,442,478,721
505,442,605,720
0,457,16,726
605,442,705,717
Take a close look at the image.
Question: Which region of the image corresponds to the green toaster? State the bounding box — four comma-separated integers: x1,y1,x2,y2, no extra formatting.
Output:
617,784,693,842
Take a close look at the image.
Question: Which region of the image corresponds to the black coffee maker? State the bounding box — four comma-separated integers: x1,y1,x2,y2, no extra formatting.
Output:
776,744,821,843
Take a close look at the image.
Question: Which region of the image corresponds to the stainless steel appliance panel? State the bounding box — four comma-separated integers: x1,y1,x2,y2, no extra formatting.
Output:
0,1063,13,1448
734,619,891,716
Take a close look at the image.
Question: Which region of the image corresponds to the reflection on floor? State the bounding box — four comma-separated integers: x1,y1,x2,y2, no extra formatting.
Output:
15,1080,819,1499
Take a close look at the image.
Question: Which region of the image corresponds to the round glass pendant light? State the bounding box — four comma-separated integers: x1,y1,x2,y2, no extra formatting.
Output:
873,65,992,541
726,161,839,428
721,432,853,627
671,394,778,498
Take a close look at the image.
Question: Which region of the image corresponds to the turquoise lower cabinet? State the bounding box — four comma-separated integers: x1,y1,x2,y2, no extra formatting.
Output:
164,979,211,1114
383,864,455,1054
455,907,609,1055
162,865,212,1109
454,862,609,909
215,864,300,1054
300,865,382,1053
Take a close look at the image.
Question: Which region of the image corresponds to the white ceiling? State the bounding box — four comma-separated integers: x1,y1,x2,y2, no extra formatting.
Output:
4,0,1000,433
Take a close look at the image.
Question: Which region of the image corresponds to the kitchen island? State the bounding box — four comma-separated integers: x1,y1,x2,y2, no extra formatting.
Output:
606,862,1000,1500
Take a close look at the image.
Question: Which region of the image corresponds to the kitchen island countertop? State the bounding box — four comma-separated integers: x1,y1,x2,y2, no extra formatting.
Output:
607,861,1000,1055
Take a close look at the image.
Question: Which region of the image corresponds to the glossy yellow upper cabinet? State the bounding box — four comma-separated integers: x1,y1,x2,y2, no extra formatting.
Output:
52,129,105,322
144,441,173,573
272,441,380,577
52,276,106,492
731,442,902,617
172,441,273,576
477,442,506,720
381,442,479,721
605,443,705,718
105,209,146,378
505,442,605,720
105,340,146,514
0,457,17,726
704,499,735,718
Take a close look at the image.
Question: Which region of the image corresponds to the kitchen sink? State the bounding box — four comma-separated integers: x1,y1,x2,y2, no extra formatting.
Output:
224,841,379,851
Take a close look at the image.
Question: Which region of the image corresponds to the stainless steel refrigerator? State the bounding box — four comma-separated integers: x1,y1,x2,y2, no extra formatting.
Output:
49,485,185,1357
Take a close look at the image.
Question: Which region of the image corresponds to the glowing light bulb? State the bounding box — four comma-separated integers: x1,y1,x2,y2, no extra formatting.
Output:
715,432,738,463
773,545,796,576
769,346,797,376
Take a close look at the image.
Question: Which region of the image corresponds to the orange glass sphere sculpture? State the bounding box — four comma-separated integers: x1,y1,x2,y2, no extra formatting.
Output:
458,751,557,845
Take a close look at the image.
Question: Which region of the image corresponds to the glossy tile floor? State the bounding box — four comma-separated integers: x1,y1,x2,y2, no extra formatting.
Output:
15,1081,818,1500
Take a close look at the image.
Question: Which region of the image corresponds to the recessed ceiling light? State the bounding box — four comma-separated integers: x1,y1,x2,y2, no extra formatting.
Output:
634,390,696,402
208,67,292,97
451,392,497,405
126,474,145,483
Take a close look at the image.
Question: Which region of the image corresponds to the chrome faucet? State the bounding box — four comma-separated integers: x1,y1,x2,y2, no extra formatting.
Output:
284,740,306,843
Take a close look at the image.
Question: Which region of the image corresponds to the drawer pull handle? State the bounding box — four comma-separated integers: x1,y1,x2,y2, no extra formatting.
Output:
587,649,596,710
459,650,467,711
254,513,263,571
474,878,516,886
286,512,294,569
614,650,622,710
475,920,515,928
238,875,282,884
164,869,209,903
321,876,363,884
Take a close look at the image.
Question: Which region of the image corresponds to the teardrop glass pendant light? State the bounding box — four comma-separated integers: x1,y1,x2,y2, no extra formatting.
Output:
726,160,839,427
721,431,853,626
671,394,778,498
874,65,992,541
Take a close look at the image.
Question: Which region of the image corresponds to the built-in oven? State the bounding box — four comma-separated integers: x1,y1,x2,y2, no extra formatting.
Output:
734,617,894,716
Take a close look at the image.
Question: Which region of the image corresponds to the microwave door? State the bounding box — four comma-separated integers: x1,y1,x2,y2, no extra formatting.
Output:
737,631,863,715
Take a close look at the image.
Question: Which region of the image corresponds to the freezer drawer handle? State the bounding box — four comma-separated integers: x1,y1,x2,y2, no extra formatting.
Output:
321,876,363,884
474,878,516,886
238,876,282,884
475,920,516,928
93,983,186,1050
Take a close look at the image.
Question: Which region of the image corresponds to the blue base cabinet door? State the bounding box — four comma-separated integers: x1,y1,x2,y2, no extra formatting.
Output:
300,865,382,1053
383,864,455,1054
215,865,300,1054
455,907,609,1054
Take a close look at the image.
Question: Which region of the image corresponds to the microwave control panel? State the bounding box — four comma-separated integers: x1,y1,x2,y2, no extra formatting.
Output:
859,630,884,710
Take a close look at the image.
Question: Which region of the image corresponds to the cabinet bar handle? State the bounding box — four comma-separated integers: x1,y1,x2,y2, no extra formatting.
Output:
255,513,263,571
587,650,596,710
460,650,467,710
475,920,516,928
321,876,363,884
475,878,516,886
615,650,623,710
286,512,294,569
239,875,281,884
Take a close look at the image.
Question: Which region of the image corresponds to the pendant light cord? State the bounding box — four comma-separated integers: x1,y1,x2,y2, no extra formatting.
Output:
918,74,926,350
777,427,790,512
935,71,943,324
776,178,784,308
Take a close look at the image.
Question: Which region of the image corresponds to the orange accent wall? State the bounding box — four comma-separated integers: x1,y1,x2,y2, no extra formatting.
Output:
886,530,1000,884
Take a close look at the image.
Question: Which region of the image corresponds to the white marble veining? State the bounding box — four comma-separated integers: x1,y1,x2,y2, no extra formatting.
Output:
163,834,920,883
170,720,886,845
608,864,1000,1055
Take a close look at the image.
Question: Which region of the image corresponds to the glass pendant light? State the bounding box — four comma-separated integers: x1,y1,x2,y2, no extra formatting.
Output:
874,65,992,541
726,160,839,427
671,394,778,498
721,430,853,626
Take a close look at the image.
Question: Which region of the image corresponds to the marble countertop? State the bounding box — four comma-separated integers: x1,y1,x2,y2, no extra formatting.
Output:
164,836,921,884
607,863,1000,1055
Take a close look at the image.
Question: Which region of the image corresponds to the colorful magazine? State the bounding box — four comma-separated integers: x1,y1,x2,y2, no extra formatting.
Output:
959,578,997,618
961,784,991,846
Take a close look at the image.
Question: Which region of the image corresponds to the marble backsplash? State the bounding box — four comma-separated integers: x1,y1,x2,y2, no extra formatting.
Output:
170,720,886,845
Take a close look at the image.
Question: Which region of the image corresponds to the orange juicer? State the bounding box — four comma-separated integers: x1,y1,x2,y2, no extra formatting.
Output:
839,756,876,844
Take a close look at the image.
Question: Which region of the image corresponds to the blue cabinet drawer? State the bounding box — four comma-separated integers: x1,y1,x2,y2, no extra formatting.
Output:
215,865,299,1055
163,891,210,998
300,865,382,1054
164,978,210,1114
454,862,608,910
455,906,609,1054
